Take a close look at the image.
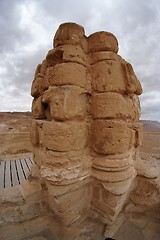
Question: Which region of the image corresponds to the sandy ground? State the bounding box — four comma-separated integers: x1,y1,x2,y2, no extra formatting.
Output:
0,112,160,239
114,217,160,240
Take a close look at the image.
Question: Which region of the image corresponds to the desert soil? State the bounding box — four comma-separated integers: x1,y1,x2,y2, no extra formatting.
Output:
0,112,160,239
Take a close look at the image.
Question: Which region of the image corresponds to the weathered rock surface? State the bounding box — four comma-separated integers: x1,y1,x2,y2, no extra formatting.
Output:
42,85,87,120
2,22,155,240
31,22,144,239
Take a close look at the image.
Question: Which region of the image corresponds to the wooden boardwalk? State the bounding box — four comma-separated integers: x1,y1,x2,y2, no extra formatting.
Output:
0,157,34,188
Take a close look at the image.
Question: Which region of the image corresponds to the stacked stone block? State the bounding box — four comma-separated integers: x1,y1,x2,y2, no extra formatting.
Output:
30,23,143,239
88,31,143,236
31,23,92,239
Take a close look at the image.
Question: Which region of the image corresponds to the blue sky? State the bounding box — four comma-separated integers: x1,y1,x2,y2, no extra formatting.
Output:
0,0,160,121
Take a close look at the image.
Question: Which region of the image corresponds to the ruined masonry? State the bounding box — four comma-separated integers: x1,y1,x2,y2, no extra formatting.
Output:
30,22,143,239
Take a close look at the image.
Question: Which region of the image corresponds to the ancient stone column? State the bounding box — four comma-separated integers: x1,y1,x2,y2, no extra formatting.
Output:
30,22,143,240
31,23,92,240
88,31,143,237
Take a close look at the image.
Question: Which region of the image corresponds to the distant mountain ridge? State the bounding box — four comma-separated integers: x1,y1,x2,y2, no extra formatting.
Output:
0,112,31,133
0,112,31,122
0,112,160,132
140,120,160,132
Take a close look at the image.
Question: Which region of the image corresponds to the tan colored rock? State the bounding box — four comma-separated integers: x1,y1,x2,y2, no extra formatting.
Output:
31,74,45,98
135,122,144,146
40,59,48,75
47,185,91,227
43,149,69,168
92,148,135,170
41,120,87,151
0,186,24,205
91,59,126,93
47,185,89,214
104,213,125,237
57,201,89,227
92,160,133,172
91,199,119,221
122,62,142,95
130,176,160,206
32,96,46,119
91,120,135,155
92,194,127,226
0,216,54,240
102,189,128,209
91,200,124,227
91,59,142,95
34,64,41,79
30,119,39,146
91,92,140,121
42,85,87,120
45,63,88,89
31,146,44,168
89,51,121,65
53,22,87,51
30,237,48,240
0,23,145,240
45,177,91,198
46,45,87,67
102,176,135,195
15,22,144,240
33,60,48,80
136,158,159,179
88,31,119,53
42,148,92,169
30,163,42,180
40,164,89,185
92,165,135,182
19,180,42,201
31,119,44,149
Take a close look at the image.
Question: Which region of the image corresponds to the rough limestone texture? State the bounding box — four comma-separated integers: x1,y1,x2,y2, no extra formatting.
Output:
30,22,143,240
0,23,144,240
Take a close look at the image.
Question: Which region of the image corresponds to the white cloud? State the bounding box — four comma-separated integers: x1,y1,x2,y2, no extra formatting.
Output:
0,0,160,121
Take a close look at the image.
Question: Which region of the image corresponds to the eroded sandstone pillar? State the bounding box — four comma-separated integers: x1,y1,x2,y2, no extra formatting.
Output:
30,22,143,239
88,31,143,237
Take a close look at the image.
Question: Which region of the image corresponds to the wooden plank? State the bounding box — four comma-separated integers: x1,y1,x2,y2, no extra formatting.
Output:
25,157,33,171
29,157,34,165
15,159,26,184
10,161,13,186
19,159,28,179
4,161,12,188
24,158,30,171
4,161,6,187
11,160,19,186
0,158,33,188
19,159,27,179
0,161,5,188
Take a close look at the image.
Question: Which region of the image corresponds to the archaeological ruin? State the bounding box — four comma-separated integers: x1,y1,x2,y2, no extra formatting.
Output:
1,22,160,240
31,22,143,238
